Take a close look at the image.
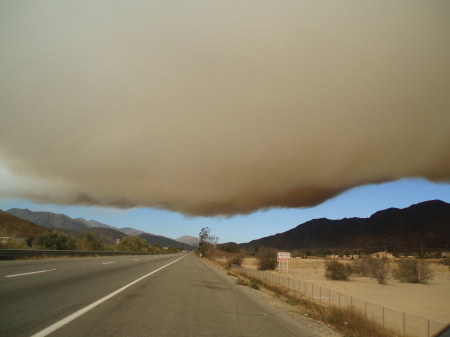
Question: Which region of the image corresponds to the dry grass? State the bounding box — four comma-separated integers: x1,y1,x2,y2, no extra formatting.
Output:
233,269,408,337
0,225,29,249
208,255,414,337
242,257,450,324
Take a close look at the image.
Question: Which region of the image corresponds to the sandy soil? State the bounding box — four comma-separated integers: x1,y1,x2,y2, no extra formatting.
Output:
241,258,450,325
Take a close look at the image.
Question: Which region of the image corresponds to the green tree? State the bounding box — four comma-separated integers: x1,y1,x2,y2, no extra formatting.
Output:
36,231,75,250
117,236,151,252
198,227,218,258
76,232,105,251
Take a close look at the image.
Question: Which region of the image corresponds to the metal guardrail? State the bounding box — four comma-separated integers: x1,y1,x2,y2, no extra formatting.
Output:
0,249,159,259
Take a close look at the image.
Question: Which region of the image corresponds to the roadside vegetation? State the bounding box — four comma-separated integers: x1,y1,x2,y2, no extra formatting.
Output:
324,259,353,281
324,256,435,285
201,246,441,337
1,227,183,254
392,259,434,284
0,225,29,249
255,246,278,270
207,255,406,337
198,227,218,258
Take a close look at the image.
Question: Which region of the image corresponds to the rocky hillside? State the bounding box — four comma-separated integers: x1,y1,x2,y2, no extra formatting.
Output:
0,210,49,240
5,208,90,232
241,200,450,251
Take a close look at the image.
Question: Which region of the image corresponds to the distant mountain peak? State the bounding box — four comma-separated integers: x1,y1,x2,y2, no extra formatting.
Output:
176,235,200,247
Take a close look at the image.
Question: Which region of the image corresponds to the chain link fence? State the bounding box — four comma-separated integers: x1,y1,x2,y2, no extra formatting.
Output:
234,265,446,337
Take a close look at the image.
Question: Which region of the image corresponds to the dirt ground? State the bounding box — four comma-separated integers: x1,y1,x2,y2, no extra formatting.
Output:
241,258,450,325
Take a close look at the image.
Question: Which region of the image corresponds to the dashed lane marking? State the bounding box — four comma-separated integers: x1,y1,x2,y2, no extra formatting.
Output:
5,269,56,278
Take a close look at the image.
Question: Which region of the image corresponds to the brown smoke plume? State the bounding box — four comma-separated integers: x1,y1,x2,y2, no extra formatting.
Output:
0,1,449,216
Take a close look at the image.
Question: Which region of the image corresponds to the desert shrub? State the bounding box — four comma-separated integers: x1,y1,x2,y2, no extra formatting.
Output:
369,258,390,285
440,257,450,269
36,231,76,250
249,279,261,290
352,256,373,277
230,249,246,266
236,277,248,286
225,260,232,269
256,246,278,270
393,259,434,284
324,259,353,281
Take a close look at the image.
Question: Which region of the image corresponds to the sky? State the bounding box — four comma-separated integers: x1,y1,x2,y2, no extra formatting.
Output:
0,178,449,243
1,1,449,244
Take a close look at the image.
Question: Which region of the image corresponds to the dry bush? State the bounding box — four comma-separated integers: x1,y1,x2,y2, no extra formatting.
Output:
440,257,450,269
256,246,278,270
393,259,434,284
352,256,373,276
324,259,353,281
234,269,402,337
369,258,391,285
0,225,28,249
230,249,246,266
249,279,261,290
236,277,248,286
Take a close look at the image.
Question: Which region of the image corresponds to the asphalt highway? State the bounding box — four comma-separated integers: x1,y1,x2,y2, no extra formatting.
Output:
0,253,320,337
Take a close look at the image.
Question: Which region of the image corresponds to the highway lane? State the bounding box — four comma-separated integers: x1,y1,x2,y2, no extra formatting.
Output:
1,253,320,337
0,254,185,336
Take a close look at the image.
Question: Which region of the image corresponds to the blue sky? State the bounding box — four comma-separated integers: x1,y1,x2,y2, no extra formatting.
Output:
1,178,448,243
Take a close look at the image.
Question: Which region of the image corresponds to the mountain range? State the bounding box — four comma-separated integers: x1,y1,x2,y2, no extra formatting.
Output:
2,200,449,252
2,208,198,250
239,200,450,252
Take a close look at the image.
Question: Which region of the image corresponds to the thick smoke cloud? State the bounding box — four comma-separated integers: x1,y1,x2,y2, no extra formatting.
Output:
1,1,449,216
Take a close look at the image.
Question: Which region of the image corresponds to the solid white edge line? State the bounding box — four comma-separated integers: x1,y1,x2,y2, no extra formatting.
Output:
31,255,186,337
5,269,56,278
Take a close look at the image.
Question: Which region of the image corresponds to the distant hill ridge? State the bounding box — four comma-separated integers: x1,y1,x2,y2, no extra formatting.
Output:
0,210,49,239
6,208,90,232
176,235,200,247
4,207,196,250
138,233,196,250
241,200,450,251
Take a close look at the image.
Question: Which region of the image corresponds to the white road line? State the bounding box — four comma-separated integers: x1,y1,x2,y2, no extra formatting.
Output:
133,259,139,260
101,262,115,265
5,269,56,278
31,255,186,337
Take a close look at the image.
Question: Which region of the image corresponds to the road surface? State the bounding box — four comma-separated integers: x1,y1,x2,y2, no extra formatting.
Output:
0,253,320,336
